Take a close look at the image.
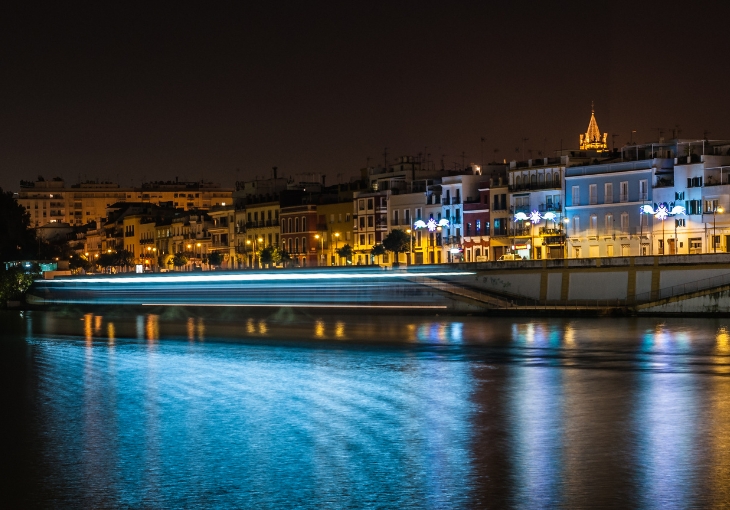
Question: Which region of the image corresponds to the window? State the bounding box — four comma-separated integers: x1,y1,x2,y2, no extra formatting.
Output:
675,191,685,200
476,219,481,234
302,237,306,252
572,216,580,236
359,234,365,245
705,199,719,213
466,223,471,236
572,186,580,206
605,214,613,234
621,212,629,233
604,183,613,204
301,217,306,231
295,238,299,253
330,214,335,223
393,210,399,225
359,200,365,211
367,198,374,209
404,210,410,225
295,217,300,232
546,173,552,186
620,181,629,202
368,216,374,228
675,218,686,227
589,184,597,205
368,234,374,245
359,217,365,228
590,214,597,233
415,208,422,220
639,180,648,201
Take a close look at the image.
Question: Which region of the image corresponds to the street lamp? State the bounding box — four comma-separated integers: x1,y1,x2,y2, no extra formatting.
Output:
562,218,569,258
406,228,413,265
257,237,264,268
246,239,252,268
314,234,324,266
714,206,724,253
334,232,340,265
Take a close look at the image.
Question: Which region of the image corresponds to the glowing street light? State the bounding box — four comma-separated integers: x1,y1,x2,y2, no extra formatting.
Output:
714,206,724,253
406,228,413,265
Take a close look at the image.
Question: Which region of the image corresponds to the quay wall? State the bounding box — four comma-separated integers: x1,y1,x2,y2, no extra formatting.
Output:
451,254,730,304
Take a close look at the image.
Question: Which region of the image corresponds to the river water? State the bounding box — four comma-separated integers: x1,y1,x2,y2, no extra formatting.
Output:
2,309,730,508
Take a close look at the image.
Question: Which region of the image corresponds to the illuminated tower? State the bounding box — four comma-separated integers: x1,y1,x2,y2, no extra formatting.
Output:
579,103,608,152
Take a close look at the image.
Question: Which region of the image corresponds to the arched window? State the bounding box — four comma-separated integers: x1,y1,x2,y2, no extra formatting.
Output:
295,238,300,253
515,176,521,187
546,173,552,186
288,218,292,233
301,257,307,267
531,174,537,186
288,238,292,253
302,217,307,231
539,174,544,185
301,237,306,252
295,217,300,233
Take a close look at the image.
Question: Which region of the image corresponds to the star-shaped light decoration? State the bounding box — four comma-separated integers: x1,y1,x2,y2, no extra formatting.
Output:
425,218,438,231
654,204,669,221
529,210,542,224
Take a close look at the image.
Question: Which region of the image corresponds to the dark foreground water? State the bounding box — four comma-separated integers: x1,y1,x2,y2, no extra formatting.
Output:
3,310,730,508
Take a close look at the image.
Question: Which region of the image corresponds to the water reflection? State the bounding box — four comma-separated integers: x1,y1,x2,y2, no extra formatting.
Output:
8,312,730,507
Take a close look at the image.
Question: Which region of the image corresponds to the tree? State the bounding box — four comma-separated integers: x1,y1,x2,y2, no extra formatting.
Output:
69,255,92,273
371,244,386,265
259,247,282,267
279,250,292,268
0,188,37,262
114,249,134,269
337,244,353,265
382,229,410,265
97,253,116,271
173,254,188,269
208,252,223,267
0,264,39,306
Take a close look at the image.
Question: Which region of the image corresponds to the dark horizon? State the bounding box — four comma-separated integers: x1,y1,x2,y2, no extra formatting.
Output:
2,2,728,193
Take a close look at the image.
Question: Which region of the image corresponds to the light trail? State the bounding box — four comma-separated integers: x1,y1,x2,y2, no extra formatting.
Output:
141,303,449,309
49,270,475,285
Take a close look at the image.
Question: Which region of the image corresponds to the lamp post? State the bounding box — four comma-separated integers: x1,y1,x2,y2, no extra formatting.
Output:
314,234,323,266
563,217,569,258
246,239,252,268
334,232,340,265
406,228,413,265
257,237,263,268
714,206,724,253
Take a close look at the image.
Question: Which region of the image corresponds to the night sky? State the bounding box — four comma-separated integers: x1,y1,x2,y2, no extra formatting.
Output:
2,2,728,193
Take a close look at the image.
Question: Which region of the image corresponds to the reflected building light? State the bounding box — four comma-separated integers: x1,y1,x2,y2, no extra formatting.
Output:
717,327,730,354
136,315,145,340
564,324,576,347
94,314,102,334
315,320,325,338
145,314,159,342
197,318,206,341
449,322,463,343
246,318,255,334
335,321,345,339
84,313,93,343
257,320,267,335
107,322,115,344
187,317,195,341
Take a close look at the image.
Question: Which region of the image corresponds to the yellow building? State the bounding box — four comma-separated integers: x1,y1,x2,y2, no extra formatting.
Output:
236,199,280,268
17,178,233,227
316,201,354,265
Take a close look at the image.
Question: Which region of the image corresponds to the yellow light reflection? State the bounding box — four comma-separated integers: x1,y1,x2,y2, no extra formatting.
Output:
246,318,255,334
145,314,159,342
315,320,325,338
187,317,195,341
717,327,730,355
258,320,267,335
197,318,205,340
83,313,93,343
94,314,102,334
564,324,576,347
406,323,416,342
335,321,345,339
107,322,115,344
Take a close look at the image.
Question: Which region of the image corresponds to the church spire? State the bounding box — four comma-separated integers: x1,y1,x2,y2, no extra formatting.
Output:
579,102,608,151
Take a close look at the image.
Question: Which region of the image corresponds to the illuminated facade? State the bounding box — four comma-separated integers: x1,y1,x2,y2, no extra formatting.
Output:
579,105,608,152
316,201,354,266
17,179,232,227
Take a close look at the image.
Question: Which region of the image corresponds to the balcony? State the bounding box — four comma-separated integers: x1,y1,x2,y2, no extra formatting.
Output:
510,206,531,214
539,227,564,236
508,183,561,192
538,204,562,213
452,197,461,205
